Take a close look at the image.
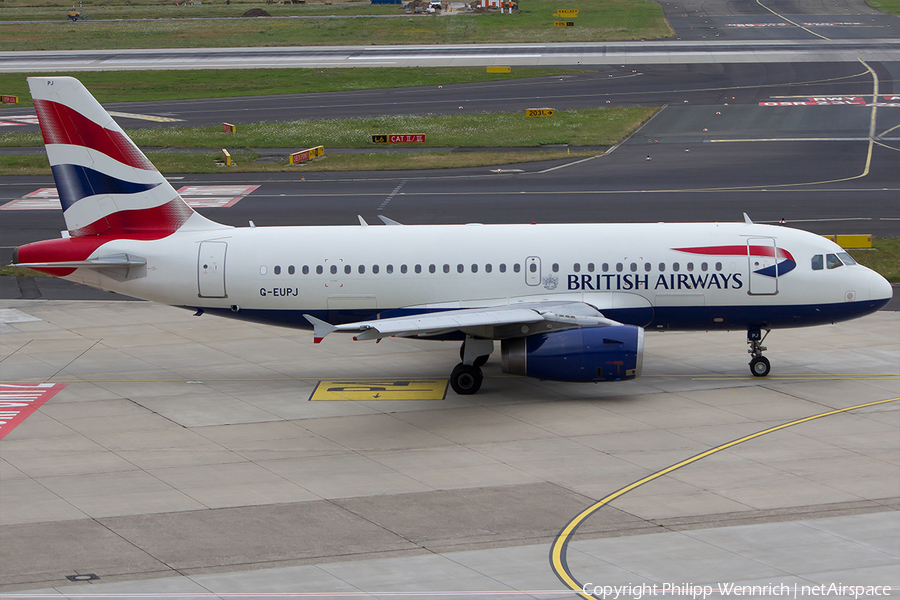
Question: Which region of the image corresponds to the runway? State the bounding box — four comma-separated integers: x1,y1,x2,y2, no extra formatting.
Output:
1,39,898,72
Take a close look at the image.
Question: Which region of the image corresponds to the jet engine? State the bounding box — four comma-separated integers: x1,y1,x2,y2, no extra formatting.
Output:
500,325,644,382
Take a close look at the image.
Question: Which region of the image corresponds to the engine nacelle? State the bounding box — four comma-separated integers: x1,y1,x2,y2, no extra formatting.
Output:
501,325,644,383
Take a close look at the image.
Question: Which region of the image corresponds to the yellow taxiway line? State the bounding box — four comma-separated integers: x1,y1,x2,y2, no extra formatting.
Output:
549,396,900,598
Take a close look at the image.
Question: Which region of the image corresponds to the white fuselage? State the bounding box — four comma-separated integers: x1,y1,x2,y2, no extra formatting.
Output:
58,221,891,333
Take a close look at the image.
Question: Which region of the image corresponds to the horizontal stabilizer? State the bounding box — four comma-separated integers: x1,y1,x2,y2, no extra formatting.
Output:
303,314,337,343
13,253,146,270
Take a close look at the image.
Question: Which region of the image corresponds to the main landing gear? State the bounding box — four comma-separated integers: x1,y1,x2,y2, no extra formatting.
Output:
450,337,494,395
747,328,771,377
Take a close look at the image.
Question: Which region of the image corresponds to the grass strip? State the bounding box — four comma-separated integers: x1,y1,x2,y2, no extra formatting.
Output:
866,0,900,16
0,67,580,108
0,148,596,175
850,238,900,283
0,107,659,151
0,0,672,51
1,0,398,21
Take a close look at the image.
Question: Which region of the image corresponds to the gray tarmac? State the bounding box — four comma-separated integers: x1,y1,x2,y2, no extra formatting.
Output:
0,300,897,596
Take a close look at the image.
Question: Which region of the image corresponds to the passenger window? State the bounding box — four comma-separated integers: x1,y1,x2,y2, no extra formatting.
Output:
552,263,559,273
288,265,295,275
837,252,857,266
316,265,323,275
514,264,521,273
471,264,478,273
529,263,537,273
644,262,651,272
274,265,281,275
658,262,665,272
359,265,366,274
415,264,422,274
429,264,436,274
330,265,337,275
687,262,694,272
373,265,380,274
673,262,680,272
701,262,708,272
826,254,842,269
574,263,581,273
443,264,450,273
500,263,507,273
602,263,609,272
811,255,823,270
457,264,464,273
715,262,722,272
401,264,408,274
344,265,351,274
616,263,623,272
260,266,267,275
630,262,637,272
587,263,595,272
302,265,309,275
387,264,393,274
485,264,492,273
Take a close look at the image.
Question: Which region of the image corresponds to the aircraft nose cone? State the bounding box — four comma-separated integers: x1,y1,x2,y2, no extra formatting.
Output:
871,271,893,303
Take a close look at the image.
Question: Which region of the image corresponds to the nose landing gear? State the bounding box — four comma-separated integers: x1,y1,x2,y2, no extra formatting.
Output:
747,328,771,377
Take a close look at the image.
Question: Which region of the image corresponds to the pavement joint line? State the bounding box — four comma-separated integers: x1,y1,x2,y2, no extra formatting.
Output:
872,139,900,151
529,105,669,175
549,396,900,599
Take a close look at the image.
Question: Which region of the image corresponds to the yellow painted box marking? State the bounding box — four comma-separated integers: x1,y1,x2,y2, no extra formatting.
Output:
310,379,448,401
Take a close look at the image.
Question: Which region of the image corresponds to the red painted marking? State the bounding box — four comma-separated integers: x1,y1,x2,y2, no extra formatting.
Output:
4,185,259,211
389,134,426,144
0,383,67,440
176,185,259,208
0,189,60,210
0,114,39,125
33,99,154,170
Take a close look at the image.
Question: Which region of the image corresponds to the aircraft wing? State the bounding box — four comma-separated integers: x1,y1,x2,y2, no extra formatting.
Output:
304,301,622,343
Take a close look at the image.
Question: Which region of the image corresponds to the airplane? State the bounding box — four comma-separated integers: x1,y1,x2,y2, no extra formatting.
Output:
11,76,893,394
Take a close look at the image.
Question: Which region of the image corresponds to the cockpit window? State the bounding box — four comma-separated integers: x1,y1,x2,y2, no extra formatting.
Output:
826,253,843,269
837,252,857,266
811,254,823,271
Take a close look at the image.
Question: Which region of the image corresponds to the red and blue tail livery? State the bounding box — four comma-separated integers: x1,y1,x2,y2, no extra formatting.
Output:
29,77,214,238
11,77,893,394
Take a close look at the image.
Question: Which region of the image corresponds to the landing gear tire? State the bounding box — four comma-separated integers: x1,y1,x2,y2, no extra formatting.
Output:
450,363,483,395
749,356,770,377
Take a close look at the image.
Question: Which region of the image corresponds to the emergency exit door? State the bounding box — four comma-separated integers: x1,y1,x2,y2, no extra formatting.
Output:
198,241,227,298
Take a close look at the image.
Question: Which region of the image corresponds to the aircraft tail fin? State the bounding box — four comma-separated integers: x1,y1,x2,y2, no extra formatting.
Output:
27,76,222,238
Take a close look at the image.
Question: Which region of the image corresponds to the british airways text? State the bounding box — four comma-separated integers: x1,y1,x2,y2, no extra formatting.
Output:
568,272,743,291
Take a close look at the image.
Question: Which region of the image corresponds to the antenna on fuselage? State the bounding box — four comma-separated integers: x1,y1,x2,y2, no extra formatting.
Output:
743,212,753,224
378,216,403,226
